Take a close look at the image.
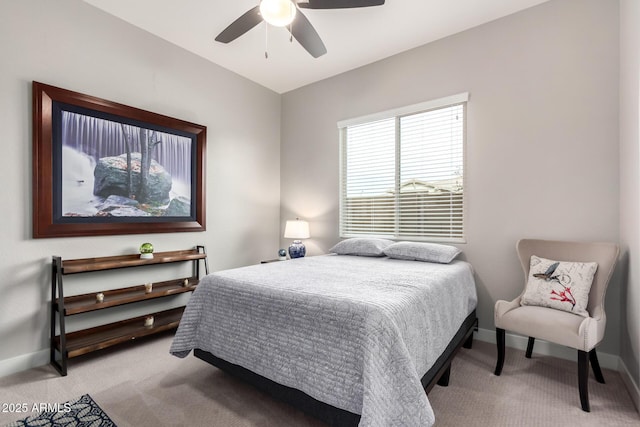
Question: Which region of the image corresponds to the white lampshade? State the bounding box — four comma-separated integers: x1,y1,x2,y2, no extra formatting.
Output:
260,0,297,27
284,219,310,240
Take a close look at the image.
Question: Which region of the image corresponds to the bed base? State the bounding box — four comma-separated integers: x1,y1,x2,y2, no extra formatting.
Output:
194,309,478,426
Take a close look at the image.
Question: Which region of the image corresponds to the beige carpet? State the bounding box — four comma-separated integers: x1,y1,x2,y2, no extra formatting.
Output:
1,333,638,426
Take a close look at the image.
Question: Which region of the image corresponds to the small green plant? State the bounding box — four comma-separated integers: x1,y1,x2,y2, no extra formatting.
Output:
139,242,154,258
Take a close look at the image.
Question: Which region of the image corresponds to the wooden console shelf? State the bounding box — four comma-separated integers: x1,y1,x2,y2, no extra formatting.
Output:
50,246,208,376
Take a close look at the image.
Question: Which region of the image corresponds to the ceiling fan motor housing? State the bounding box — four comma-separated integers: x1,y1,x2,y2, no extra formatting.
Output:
260,0,297,27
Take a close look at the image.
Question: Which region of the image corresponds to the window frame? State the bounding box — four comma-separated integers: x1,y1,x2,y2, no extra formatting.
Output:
338,93,468,243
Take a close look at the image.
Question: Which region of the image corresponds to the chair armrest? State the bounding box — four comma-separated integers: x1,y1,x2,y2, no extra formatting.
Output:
494,297,521,328
578,313,607,351
590,305,604,321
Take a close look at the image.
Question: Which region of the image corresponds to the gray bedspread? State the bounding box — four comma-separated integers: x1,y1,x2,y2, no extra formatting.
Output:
170,254,477,427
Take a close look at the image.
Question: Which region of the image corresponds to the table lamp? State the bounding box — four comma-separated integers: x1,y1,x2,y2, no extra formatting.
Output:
284,218,310,258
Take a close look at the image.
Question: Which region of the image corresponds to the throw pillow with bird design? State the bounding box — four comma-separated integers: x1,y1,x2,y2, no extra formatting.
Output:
520,255,598,317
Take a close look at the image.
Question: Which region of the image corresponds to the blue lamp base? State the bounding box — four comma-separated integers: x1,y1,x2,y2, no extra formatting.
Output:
288,240,306,258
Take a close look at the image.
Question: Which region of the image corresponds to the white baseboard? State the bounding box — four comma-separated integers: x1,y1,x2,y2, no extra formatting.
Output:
475,327,639,413
0,349,49,378
619,357,640,413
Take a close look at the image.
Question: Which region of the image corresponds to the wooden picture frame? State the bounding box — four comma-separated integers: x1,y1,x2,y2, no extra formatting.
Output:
32,81,206,238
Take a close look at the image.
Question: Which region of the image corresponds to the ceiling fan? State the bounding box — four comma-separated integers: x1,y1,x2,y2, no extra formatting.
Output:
215,0,385,58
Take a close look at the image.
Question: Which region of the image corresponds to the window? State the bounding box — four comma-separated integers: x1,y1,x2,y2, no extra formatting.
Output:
338,93,467,242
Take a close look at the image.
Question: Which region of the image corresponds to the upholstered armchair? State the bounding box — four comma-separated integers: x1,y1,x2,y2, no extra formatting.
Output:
494,239,619,412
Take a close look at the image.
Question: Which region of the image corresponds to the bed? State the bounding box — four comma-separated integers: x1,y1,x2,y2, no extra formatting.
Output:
170,253,477,427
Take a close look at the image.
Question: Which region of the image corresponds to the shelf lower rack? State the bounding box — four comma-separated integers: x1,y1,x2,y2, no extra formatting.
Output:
54,307,185,359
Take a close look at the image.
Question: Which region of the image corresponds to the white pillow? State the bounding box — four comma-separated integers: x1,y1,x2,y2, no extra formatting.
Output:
329,238,394,257
383,241,461,264
520,255,598,317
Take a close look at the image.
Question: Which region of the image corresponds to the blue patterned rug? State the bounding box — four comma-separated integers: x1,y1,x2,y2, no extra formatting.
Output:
4,394,116,427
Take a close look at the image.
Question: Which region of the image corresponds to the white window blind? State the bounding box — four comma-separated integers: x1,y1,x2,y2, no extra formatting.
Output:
339,94,467,242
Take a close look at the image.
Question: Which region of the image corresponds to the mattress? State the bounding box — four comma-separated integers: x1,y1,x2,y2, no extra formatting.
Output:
171,254,477,427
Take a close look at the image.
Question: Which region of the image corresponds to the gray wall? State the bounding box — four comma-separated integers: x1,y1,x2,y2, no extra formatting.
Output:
0,0,281,372
281,0,621,354
619,0,640,399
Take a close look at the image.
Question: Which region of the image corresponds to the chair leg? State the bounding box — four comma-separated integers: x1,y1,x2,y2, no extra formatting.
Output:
578,350,590,412
526,337,535,358
495,328,505,376
589,348,605,384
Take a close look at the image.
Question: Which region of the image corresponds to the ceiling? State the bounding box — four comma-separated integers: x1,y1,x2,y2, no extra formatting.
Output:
83,0,550,94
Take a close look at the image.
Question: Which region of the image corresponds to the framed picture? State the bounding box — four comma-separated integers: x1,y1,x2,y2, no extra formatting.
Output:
32,81,206,238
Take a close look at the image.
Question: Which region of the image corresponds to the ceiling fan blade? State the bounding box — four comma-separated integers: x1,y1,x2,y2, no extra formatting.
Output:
298,0,384,9
289,10,327,58
215,6,262,43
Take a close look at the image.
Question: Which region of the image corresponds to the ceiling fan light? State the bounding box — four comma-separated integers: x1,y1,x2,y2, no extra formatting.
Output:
260,0,297,27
